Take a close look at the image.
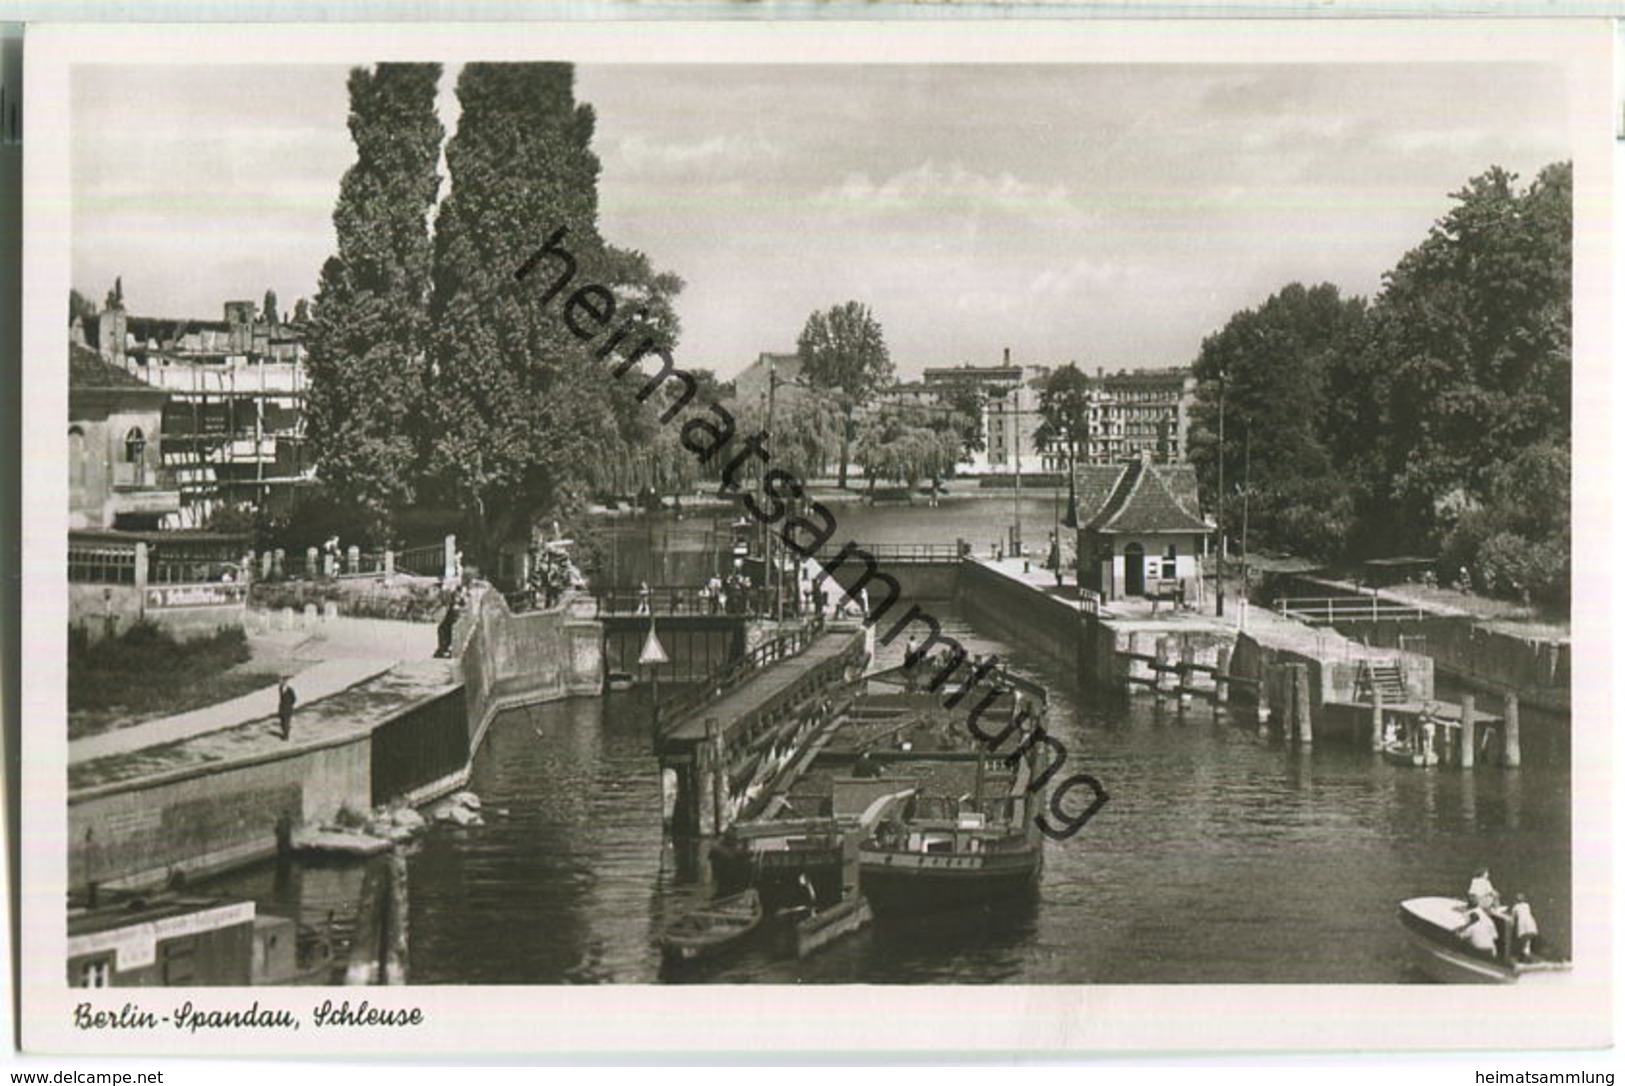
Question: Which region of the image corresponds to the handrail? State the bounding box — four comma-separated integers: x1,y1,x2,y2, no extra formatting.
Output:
657,616,827,732
1272,596,1434,624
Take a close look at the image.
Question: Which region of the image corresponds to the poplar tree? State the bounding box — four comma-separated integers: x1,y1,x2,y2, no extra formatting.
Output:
425,63,681,566
304,63,443,543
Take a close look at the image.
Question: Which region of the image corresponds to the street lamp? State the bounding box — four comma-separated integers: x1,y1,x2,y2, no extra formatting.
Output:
764,360,809,623
1216,371,1226,619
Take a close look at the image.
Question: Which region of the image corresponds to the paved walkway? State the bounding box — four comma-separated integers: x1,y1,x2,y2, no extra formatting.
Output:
69,655,396,764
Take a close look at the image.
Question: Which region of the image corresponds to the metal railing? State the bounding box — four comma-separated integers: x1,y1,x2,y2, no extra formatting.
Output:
657,617,827,732
593,584,774,617
817,542,966,564
395,543,447,578
1273,595,1433,625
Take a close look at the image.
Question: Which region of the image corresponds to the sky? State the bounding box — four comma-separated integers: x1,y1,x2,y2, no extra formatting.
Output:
72,61,1573,380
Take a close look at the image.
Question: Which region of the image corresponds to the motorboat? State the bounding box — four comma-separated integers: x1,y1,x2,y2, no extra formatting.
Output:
1398,896,1570,984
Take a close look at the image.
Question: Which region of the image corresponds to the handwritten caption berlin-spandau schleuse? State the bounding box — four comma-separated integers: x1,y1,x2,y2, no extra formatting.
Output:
72,999,424,1032
515,225,1109,840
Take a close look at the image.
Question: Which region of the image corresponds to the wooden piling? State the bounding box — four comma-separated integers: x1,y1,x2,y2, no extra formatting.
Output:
1503,694,1521,768
1256,664,1272,739
1153,637,1172,696
1460,693,1476,770
383,846,409,985
1296,664,1314,745
1178,641,1194,708
1370,687,1385,753
1215,645,1232,705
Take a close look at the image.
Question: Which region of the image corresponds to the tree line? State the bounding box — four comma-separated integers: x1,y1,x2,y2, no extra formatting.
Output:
1185,162,1571,608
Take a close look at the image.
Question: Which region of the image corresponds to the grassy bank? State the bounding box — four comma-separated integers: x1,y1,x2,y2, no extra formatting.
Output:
68,622,269,740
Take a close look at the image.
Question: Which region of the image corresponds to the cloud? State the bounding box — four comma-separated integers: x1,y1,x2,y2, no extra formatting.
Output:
613,132,785,173
813,161,1075,218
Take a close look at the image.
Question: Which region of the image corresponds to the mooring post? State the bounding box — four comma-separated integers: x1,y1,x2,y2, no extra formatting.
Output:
1503,693,1521,768
1296,664,1314,745
1459,693,1476,770
1178,641,1194,709
1256,664,1272,740
1154,636,1172,697
1215,645,1232,705
383,846,409,985
1370,686,1385,753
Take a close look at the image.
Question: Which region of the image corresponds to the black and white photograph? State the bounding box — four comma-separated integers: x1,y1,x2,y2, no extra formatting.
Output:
18,19,1612,1057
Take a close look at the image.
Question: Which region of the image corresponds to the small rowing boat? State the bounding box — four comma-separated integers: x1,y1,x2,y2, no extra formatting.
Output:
1398,897,1570,984
659,889,762,966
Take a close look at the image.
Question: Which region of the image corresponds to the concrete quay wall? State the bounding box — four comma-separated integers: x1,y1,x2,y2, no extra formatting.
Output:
957,558,1090,671
69,591,605,891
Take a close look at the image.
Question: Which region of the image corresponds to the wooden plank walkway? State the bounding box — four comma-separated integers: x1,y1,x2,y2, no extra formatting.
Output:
663,629,858,743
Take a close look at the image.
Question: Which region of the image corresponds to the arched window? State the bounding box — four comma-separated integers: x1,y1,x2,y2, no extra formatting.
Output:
68,427,87,495
124,427,146,463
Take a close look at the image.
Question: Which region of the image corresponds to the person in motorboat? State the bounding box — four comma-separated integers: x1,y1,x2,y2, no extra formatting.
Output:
1467,868,1501,911
1509,893,1540,962
1454,907,1500,957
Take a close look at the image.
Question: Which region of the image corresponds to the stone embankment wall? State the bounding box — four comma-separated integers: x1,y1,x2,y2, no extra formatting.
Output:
71,737,371,892
957,559,1088,668
68,590,604,891
1337,616,1568,711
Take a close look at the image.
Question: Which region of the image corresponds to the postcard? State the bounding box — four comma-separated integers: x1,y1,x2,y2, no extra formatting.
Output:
17,18,1612,1058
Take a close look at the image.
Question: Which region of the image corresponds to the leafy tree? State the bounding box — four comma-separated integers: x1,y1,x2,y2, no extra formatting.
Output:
262,289,279,326
1189,282,1365,560
796,301,893,488
939,381,987,457
1034,364,1091,467
852,403,960,494
1357,162,1571,555
291,297,311,325
304,63,444,544
424,63,682,568
69,288,99,326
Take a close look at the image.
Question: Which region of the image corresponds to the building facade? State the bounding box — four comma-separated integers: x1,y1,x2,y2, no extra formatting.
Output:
920,353,1053,476
75,290,313,526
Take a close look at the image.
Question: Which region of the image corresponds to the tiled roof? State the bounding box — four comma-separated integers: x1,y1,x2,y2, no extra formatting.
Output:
69,343,160,393
1075,458,1210,535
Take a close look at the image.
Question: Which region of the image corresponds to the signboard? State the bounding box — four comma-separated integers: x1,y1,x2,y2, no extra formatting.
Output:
145,583,247,609
638,622,669,666
67,901,254,972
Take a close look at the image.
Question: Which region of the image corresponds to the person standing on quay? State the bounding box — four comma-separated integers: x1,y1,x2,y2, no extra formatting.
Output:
436,579,469,658
277,679,297,741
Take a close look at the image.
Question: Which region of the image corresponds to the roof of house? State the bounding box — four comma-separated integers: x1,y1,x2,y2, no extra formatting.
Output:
69,343,161,394
1075,457,1211,535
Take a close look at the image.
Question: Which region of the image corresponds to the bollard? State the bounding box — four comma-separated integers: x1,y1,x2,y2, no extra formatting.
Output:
1371,687,1385,753
1503,694,1521,768
261,550,274,581
306,546,318,579
1295,664,1314,745
273,548,285,579
1215,645,1232,705
384,549,395,577
323,600,339,622
347,544,361,575
1460,693,1476,770
303,603,318,629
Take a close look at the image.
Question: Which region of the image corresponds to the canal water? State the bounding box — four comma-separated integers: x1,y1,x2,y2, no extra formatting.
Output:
208,496,1573,984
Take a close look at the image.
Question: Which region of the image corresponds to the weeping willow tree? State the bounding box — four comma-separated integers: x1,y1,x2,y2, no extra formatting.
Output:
852,403,963,494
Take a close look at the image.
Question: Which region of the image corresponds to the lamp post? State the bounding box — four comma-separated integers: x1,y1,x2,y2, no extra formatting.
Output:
1215,371,1226,619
